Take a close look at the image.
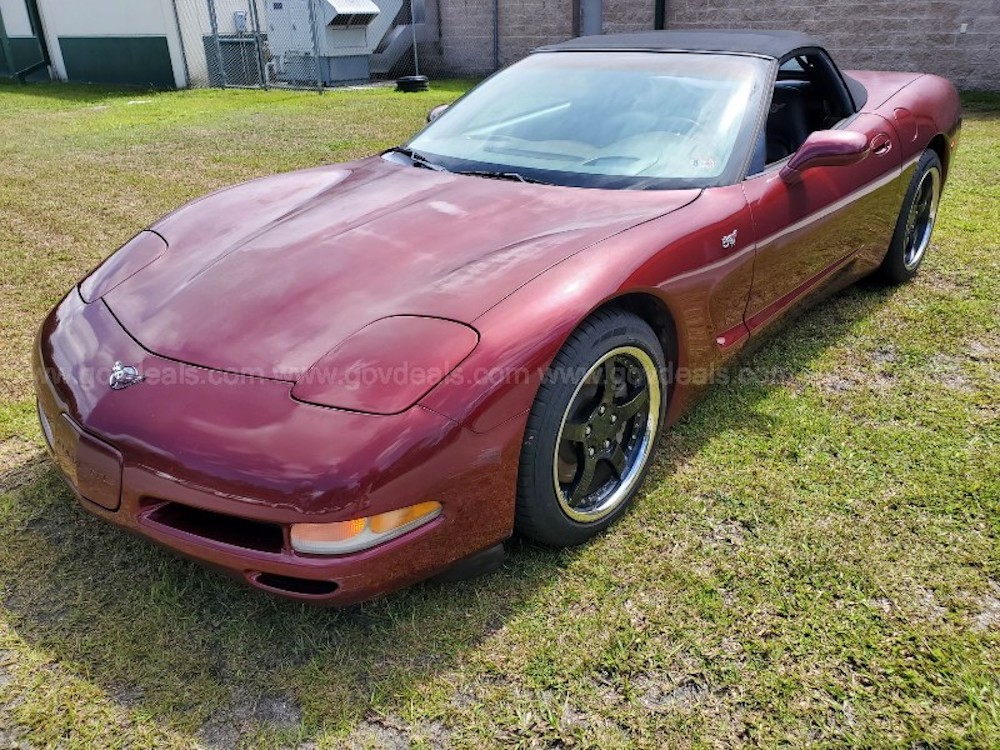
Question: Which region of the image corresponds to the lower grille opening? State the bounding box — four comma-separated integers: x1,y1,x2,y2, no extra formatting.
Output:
145,501,284,554
254,573,338,596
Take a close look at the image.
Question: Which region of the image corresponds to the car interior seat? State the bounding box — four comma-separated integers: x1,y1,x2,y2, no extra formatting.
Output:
765,81,813,163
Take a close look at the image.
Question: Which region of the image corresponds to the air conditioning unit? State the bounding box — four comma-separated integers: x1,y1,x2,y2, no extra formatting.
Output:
265,0,381,84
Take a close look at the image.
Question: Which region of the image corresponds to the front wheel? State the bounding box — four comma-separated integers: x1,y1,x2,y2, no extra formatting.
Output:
515,309,667,547
876,149,942,285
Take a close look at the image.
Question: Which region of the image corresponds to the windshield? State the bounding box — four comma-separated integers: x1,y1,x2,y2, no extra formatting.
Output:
405,51,769,190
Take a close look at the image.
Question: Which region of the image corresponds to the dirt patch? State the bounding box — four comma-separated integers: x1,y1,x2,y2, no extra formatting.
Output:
707,518,749,548
0,658,30,748
342,712,452,750
968,339,997,363
816,374,857,394
588,674,625,708
197,690,302,750
870,585,947,624
108,684,145,708
869,597,893,615
925,354,974,392
0,440,45,494
649,682,707,711
343,715,412,750
632,673,709,712
417,721,451,749
971,581,1000,632
920,270,973,295
871,345,899,365
449,686,476,710
814,366,897,395
0,726,34,750
912,586,947,622
559,701,589,730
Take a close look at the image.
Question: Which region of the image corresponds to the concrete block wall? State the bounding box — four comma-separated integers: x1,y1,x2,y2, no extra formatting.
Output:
418,0,507,76
664,0,999,90
421,0,998,90
419,0,575,76
602,0,653,34
497,0,574,65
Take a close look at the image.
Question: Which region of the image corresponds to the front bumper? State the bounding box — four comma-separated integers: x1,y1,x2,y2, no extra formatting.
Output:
33,289,521,604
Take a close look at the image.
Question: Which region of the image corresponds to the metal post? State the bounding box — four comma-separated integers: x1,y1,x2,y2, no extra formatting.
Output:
306,0,323,93
23,0,50,65
654,0,666,30
207,0,228,87
248,0,268,89
492,0,499,71
169,0,191,87
580,0,602,36
0,8,17,79
410,0,419,76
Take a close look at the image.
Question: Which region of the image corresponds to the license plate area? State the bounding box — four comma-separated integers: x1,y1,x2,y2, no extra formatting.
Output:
48,411,123,511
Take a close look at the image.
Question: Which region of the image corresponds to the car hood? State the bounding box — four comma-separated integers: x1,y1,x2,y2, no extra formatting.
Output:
103,156,698,379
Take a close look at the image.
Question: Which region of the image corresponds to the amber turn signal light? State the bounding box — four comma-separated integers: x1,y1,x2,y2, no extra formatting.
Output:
290,501,441,555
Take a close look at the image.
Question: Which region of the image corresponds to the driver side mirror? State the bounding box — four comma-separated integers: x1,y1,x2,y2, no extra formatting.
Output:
427,104,449,123
780,130,870,182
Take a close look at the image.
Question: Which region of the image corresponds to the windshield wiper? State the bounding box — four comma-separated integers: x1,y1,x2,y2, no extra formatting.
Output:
455,169,551,185
385,146,447,172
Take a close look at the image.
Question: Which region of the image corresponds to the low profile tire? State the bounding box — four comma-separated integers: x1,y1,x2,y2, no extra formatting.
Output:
876,149,942,285
515,309,667,547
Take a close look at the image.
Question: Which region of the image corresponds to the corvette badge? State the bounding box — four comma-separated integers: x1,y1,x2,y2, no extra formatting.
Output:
109,361,144,390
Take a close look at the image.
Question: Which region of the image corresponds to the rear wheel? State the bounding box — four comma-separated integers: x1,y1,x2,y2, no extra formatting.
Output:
515,309,667,547
876,149,942,284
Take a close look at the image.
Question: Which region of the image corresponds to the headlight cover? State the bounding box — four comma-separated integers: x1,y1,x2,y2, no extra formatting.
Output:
80,230,168,302
291,315,478,414
290,501,442,555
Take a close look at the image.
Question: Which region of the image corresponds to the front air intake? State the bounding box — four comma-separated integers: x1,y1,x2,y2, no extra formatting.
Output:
144,501,284,554
252,573,339,597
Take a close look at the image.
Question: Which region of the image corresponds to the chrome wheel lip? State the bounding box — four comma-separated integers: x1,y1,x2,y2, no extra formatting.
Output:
552,345,661,523
903,166,941,271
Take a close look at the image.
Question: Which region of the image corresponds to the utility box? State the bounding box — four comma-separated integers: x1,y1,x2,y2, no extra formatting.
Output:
264,0,381,84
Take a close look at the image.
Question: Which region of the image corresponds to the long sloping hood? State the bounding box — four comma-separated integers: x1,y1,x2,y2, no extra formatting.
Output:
103,157,698,378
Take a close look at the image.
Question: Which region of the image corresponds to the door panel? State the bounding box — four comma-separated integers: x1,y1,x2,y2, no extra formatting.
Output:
742,113,904,334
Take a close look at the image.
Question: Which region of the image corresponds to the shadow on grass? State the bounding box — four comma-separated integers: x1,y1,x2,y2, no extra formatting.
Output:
960,91,1000,120
0,79,161,104
0,280,897,746
0,78,476,109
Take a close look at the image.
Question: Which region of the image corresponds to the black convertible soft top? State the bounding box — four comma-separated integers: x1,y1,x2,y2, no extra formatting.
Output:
536,28,868,110
536,29,823,60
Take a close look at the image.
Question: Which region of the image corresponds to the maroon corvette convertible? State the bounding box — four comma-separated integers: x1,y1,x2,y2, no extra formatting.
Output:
34,30,960,604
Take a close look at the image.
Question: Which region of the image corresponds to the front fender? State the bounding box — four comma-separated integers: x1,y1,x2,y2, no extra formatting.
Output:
420,185,756,433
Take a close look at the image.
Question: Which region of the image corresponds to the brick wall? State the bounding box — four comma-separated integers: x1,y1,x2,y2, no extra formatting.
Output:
664,0,999,90
419,0,575,76
497,0,575,66
603,0,653,34
419,0,499,76
420,0,999,90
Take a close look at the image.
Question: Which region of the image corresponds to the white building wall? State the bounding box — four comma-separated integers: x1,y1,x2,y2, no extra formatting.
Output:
0,0,33,35
34,0,187,86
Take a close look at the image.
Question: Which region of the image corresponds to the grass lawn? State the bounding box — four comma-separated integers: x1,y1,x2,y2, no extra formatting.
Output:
0,79,998,749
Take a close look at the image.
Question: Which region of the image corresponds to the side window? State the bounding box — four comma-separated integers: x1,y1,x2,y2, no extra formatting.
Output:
748,52,854,175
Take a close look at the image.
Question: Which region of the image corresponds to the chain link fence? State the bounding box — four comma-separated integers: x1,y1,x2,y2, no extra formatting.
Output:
170,0,425,91
0,0,665,93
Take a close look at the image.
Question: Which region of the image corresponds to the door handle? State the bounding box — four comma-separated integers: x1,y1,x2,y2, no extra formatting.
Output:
870,132,893,156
